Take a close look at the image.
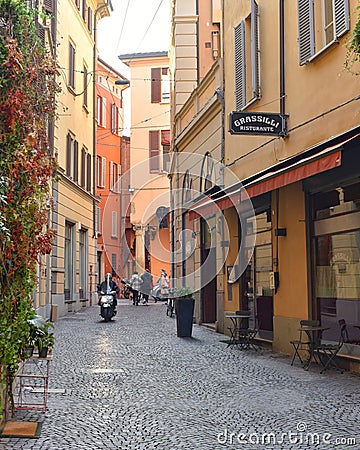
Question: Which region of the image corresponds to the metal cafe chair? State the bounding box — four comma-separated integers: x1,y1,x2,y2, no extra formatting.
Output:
290,319,320,366
245,314,261,351
235,311,260,351
316,320,346,374
337,319,360,345
227,310,251,348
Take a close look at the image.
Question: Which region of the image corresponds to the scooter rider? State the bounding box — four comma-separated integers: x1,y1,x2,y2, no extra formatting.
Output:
98,273,119,310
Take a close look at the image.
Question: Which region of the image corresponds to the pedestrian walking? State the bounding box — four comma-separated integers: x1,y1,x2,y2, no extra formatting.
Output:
158,269,169,298
140,269,153,304
130,271,143,306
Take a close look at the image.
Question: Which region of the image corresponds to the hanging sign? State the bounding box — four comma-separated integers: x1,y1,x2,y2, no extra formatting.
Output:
229,112,287,136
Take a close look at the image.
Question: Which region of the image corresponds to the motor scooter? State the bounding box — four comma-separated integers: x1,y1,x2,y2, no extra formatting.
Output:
120,278,131,299
98,289,117,322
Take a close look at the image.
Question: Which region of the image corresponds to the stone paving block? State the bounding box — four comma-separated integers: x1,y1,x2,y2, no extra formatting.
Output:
1,301,359,449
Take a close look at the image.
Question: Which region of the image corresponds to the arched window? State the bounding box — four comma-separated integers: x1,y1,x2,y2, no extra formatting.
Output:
182,170,193,207
200,152,215,192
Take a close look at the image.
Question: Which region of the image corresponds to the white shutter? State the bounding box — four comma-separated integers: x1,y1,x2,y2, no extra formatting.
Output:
297,0,314,65
118,107,121,135
334,0,349,38
96,207,101,235
251,0,260,98
234,21,246,110
109,161,114,190
101,156,106,187
102,98,107,127
112,211,117,237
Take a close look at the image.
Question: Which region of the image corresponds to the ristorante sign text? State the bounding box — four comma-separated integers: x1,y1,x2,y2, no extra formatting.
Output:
229,112,287,136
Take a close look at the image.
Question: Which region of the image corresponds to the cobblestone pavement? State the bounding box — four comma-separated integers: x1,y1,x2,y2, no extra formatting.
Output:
1,300,360,450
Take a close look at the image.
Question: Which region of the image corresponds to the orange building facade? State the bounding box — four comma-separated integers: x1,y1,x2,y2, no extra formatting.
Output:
96,58,129,285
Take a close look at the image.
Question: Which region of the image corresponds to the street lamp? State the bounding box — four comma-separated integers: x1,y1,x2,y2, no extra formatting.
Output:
115,79,130,86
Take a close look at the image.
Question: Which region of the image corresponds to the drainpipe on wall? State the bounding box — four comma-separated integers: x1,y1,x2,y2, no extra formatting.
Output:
279,0,285,117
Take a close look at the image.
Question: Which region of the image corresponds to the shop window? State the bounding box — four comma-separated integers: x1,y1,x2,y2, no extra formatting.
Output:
312,182,360,349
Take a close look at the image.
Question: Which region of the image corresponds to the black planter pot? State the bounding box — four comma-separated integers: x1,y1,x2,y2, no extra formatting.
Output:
175,298,195,337
38,347,48,358
23,345,34,359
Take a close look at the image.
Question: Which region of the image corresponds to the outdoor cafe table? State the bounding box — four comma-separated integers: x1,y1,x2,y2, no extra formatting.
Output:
226,314,252,349
298,325,330,370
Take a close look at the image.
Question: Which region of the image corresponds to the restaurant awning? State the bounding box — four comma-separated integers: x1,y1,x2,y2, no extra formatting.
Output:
188,132,359,219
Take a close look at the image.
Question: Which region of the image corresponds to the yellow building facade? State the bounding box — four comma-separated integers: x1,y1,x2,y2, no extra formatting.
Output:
171,0,360,370
45,0,110,317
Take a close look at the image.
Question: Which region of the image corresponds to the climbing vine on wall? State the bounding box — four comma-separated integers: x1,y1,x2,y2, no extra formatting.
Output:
345,5,360,75
0,0,58,418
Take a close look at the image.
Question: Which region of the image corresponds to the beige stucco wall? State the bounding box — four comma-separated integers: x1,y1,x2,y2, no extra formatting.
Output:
223,0,360,180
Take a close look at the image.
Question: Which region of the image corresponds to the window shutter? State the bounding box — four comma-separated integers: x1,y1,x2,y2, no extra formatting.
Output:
297,0,314,65
102,157,106,187
151,68,161,103
86,153,91,191
81,147,86,188
112,211,117,237
102,98,107,127
96,207,101,234
87,7,93,33
234,21,246,110
109,161,114,190
66,133,71,175
149,130,160,172
97,96,101,122
73,140,79,182
44,0,53,12
69,43,75,88
111,104,116,133
334,0,349,37
251,0,260,98
82,0,87,21
83,66,88,107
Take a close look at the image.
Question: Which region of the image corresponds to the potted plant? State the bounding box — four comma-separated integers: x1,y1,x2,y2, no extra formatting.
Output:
28,314,55,358
21,311,38,359
37,329,55,358
174,287,195,337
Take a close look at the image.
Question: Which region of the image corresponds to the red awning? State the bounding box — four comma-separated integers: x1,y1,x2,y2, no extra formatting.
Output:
188,133,359,219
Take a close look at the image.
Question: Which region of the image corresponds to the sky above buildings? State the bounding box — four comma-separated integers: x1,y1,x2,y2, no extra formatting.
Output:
98,0,170,75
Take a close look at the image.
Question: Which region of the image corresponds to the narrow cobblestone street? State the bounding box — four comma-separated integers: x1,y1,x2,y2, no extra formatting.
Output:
1,300,359,450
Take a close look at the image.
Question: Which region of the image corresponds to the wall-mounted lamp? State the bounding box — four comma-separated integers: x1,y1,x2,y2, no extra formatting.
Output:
128,186,135,194
115,79,130,86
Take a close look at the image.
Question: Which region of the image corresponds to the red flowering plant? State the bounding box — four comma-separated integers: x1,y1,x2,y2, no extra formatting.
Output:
0,0,59,418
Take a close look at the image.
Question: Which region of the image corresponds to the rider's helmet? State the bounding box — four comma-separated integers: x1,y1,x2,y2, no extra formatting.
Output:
105,273,112,280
